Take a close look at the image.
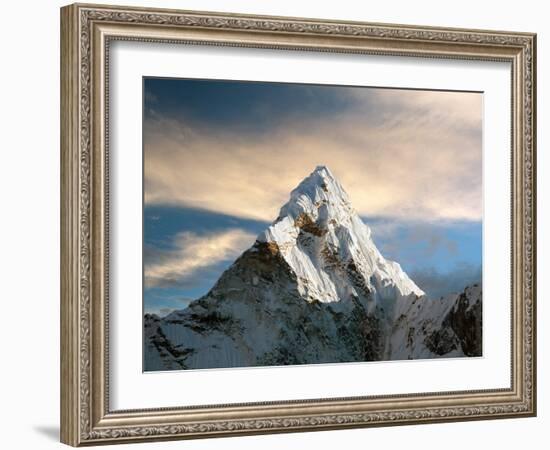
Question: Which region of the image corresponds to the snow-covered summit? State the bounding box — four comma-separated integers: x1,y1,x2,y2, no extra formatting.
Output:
277,165,355,225
258,166,424,306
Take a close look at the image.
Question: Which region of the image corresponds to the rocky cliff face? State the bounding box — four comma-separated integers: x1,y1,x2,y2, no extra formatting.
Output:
144,166,482,371
388,283,482,360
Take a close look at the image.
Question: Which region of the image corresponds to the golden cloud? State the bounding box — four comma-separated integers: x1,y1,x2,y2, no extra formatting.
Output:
144,88,482,223
144,229,256,288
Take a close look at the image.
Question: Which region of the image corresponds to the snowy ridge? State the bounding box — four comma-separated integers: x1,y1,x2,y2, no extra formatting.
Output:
389,283,482,359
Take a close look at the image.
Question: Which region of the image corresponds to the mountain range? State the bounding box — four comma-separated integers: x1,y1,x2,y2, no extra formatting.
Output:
144,166,481,371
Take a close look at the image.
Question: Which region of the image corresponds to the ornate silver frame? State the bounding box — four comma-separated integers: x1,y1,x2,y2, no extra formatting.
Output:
60,3,536,446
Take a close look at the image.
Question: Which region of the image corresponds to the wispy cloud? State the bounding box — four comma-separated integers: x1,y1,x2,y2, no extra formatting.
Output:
410,263,482,299
370,220,458,262
144,87,481,223
368,217,481,290
144,228,256,288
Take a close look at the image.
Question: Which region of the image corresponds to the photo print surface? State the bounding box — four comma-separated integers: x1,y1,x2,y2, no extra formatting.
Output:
142,78,483,371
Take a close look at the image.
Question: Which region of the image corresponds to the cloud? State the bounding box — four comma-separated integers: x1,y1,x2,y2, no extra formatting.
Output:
144,87,481,223
410,263,482,299
368,218,481,299
405,226,458,258
369,218,471,263
350,88,482,131
144,228,256,288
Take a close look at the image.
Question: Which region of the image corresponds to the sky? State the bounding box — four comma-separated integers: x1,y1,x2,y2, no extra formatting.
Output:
143,77,482,316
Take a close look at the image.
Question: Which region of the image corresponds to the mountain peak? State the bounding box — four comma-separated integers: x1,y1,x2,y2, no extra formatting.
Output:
313,164,333,177
258,166,425,303
296,165,341,194
277,166,353,224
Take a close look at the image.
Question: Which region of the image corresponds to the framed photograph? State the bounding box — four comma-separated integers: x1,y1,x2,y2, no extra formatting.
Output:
60,3,537,446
